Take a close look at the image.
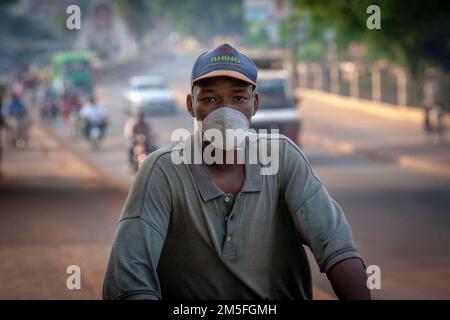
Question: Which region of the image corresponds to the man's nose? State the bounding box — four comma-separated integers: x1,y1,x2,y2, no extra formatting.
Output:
215,103,238,110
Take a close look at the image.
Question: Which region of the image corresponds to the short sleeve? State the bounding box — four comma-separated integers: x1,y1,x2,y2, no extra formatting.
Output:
281,138,362,273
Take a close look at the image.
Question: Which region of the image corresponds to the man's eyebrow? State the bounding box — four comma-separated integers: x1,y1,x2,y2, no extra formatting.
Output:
197,87,250,93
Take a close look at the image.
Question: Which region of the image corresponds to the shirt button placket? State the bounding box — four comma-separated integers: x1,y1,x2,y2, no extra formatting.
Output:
223,194,237,258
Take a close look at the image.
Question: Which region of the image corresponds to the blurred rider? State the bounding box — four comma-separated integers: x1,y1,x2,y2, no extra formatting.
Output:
123,108,154,166
79,95,109,140
2,92,30,147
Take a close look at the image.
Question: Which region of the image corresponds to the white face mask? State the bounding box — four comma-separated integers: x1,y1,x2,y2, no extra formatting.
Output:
197,107,250,150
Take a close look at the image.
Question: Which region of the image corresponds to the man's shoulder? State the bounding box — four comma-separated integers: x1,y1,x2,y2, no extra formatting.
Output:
252,132,303,158
140,142,184,172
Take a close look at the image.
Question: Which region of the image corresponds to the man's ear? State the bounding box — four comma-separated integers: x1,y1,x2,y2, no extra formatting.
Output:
186,93,195,117
252,92,259,116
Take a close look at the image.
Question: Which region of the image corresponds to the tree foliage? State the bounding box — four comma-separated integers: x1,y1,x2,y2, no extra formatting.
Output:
114,0,160,41
114,0,243,42
293,0,450,72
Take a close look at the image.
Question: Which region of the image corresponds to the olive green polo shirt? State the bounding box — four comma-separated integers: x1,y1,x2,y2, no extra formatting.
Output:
103,133,362,300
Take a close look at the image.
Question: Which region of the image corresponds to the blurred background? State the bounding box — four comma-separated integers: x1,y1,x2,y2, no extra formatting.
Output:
0,0,449,300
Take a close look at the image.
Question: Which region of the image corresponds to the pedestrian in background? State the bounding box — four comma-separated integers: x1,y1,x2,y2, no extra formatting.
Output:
423,67,444,142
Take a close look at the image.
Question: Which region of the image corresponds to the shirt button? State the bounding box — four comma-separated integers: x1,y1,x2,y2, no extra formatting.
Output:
224,196,231,203
226,235,232,241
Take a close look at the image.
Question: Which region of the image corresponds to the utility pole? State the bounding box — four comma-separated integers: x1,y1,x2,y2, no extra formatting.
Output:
289,21,299,89
0,83,5,179
325,29,339,95
288,4,304,91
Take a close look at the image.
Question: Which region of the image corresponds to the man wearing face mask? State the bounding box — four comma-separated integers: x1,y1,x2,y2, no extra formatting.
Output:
103,44,370,300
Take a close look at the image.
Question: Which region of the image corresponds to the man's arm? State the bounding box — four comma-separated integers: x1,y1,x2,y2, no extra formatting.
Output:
281,139,368,299
327,257,371,300
103,154,172,300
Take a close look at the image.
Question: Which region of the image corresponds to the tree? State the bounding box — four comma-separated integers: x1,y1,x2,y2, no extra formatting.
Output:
114,0,244,43
0,0,51,41
114,0,160,42
293,0,450,73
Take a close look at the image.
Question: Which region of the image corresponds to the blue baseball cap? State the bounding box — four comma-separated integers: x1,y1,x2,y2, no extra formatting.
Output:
191,43,257,87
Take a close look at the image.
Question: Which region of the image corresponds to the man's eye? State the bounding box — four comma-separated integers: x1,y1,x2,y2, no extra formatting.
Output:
234,96,247,102
202,97,216,103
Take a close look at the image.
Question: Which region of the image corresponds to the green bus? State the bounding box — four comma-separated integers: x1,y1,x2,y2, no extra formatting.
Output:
52,51,94,93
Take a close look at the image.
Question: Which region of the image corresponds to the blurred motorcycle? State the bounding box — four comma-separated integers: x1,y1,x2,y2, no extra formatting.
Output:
67,109,81,139
6,117,30,149
131,134,156,173
84,119,107,150
39,86,59,122
40,100,59,122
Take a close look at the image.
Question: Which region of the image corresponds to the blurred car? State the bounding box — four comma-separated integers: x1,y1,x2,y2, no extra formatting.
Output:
123,76,177,115
251,70,302,145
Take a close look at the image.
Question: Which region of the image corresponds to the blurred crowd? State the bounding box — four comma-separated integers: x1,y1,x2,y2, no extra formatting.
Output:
0,69,109,151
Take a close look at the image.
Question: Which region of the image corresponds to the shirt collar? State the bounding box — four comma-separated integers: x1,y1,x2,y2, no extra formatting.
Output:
187,133,262,202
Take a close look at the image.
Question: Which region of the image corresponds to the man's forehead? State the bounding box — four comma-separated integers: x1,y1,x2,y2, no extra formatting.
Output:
193,77,253,93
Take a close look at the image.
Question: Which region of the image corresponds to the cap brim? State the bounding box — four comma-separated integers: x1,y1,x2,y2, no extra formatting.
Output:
192,70,256,86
